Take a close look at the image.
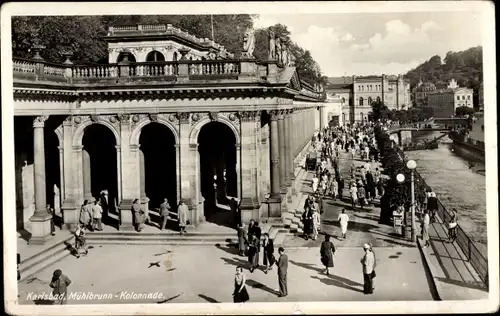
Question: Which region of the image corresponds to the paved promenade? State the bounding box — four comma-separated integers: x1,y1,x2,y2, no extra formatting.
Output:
18,245,433,304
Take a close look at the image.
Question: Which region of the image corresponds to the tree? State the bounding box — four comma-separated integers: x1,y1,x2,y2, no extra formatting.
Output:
455,105,474,117
368,100,391,122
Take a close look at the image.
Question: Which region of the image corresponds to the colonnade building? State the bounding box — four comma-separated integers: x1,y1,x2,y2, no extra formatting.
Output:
11,24,326,244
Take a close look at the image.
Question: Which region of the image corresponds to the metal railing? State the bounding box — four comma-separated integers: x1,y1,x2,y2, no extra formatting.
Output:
394,145,488,285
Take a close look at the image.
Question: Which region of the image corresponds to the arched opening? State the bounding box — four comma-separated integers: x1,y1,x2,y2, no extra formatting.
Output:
139,123,177,217
44,130,61,220
359,97,364,106
146,51,165,62
368,97,373,105
116,52,136,63
376,96,381,102
198,121,237,227
82,124,118,226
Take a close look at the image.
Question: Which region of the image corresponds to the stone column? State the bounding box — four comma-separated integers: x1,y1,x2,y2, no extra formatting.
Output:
61,116,77,227
285,110,294,182
277,111,286,192
179,113,198,224
116,145,122,203
29,115,52,244
82,148,92,201
319,106,324,130
268,111,282,217
118,114,135,231
58,146,64,207
239,111,259,223
139,147,149,218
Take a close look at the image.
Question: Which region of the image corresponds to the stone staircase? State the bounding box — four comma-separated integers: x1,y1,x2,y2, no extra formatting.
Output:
19,235,74,282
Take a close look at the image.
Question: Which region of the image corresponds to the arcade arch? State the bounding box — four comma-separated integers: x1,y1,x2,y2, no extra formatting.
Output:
138,122,177,211
196,121,238,227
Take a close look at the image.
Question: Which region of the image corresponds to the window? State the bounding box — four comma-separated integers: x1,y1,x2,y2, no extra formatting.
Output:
376,96,381,102
457,96,460,100
467,95,471,100
360,112,364,121
368,97,372,105
462,95,465,100
342,97,346,103
359,97,364,106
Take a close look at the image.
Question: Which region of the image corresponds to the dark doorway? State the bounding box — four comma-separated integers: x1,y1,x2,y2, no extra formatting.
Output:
82,124,118,213
198,122,237,227
139,122,177,211
116,52,137,63
146,51,165,62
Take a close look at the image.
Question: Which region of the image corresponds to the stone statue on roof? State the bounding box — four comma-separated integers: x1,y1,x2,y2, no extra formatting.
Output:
282,45,289,66
242,28,255,58
268,30,276,60
276,37,282,64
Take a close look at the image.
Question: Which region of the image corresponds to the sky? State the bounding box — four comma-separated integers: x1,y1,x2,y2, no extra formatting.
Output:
253,12,483,77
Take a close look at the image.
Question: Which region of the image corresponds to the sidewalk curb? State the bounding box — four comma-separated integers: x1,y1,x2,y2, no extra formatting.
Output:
416,237,443,301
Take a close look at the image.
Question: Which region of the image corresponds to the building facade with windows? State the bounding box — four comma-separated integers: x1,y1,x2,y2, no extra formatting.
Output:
11,24,325,244
326,74,410,124
427,87,474,118
412,80,437,106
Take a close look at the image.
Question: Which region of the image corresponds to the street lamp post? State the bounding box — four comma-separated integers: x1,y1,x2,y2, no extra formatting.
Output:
406,160,417,243
389,135,395,148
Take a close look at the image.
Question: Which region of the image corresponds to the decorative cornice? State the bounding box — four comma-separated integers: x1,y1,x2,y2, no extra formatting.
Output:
178,112,190,124
209,111,219,121
33,115,49,128
239,110,259,122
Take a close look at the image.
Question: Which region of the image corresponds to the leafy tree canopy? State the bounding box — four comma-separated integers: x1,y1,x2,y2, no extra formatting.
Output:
406,46,483,107
12,15,326,86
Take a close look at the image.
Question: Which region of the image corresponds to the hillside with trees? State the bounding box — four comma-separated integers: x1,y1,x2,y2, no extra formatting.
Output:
12,15,326,85
405,46,482,106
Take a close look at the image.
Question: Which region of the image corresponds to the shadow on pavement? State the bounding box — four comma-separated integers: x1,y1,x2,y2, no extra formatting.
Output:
220,256,250,269
198,294,220,303
246,279,278,296
289,260,324,274
310,275,364,293
157,293,181,303
33,299,54,305
216,244,239,255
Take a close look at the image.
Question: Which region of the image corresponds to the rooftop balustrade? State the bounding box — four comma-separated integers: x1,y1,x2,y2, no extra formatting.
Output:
13,57,246,85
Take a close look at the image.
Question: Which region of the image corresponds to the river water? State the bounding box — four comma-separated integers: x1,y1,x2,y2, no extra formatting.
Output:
405,133,487,254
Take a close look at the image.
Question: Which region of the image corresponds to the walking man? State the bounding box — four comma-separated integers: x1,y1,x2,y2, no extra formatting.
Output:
159,198,171,231
50,269,72,305
92,199,103,231
178,199,189,234
276,247,288,297
337,208,349,239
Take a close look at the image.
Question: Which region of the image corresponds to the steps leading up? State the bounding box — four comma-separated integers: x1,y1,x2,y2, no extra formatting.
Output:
19,235,74,282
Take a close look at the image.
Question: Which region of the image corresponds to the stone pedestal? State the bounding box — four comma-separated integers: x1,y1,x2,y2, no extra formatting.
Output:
61,199,79,231
29,213,53,244
267,194,282,218
119,199,135,231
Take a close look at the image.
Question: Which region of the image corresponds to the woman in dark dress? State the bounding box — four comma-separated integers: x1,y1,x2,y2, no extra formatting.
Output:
320,235,335,275
302,204,313,240
233,266,250,303
248,235,260,273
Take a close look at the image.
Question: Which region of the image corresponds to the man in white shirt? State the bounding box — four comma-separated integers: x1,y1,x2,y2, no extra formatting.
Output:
337,208,349,239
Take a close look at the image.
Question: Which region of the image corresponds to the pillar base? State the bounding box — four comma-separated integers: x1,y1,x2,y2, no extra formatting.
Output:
119,199,135,231
61,199,79,231
29,212,53,245
267,194,282,217
240,197,259,223
286,187,293,203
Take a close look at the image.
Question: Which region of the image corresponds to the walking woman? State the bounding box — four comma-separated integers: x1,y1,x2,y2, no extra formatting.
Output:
320,235,335,275
422,210,430,248
132,199,141,232
262,233,275,274
350,183,358,211
311,209,321,240
302,203,313,240
361,243,375,294
233,266,250,303
448,209,458,243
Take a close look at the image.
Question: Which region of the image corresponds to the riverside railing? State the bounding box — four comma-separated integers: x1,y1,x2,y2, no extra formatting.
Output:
394,145,488,286
13,57,243,84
